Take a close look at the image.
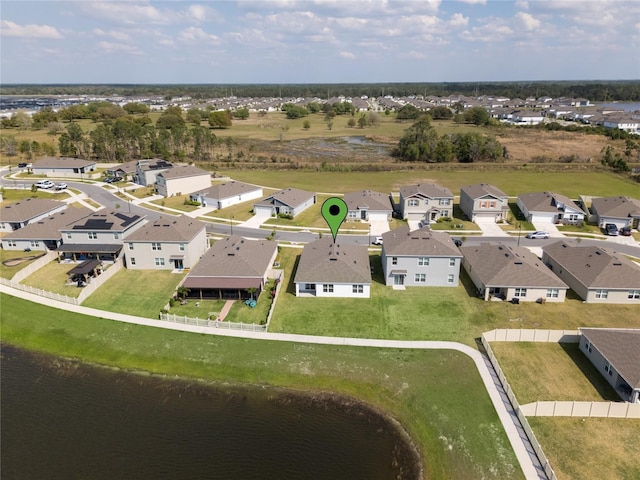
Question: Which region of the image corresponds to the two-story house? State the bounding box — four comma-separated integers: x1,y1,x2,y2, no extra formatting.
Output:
459,183,509,222
124,215,207,270
155,165,211,197
398,184,454,224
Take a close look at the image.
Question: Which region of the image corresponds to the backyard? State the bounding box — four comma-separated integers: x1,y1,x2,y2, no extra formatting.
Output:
20,259,88,298
0,249,47,280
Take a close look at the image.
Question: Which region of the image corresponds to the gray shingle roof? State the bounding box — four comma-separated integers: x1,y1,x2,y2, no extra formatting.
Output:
343,190,392,212
125,215,205,243
382,225,461,257
294,237,371,284
192,181,261,199
460,243,568,288
3,207,92,240
185,235,277,279
543,241,640,289
591,196,640,219
62,211,145,232
460,183,508,200
262,187,315,209
1,198,65,222
518,191,584,214
399,183,453,199
579,328,640,388
158,165,209,180
33,157,96,169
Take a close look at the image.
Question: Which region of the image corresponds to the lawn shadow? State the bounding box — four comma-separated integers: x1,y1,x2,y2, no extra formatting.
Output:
459,269,482,299
285,254,301,295
559,342,620,401
369,254,386,285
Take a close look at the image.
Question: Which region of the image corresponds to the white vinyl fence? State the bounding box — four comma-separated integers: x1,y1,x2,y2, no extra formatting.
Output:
158,313,267,332
520,401,640,418
76,256,124,303
0,277,79,305
483,328,580,343
10,250,58,283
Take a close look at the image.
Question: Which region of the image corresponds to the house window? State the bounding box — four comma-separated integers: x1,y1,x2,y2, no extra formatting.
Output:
67,233,72,239
439,198,451,206
546,288,559,298
408,199,419,207
415,273,426,283
179,243,185,251
128,243,134,250
323,284,334,293
584,340,592,353
154,257,165,266
441,210,449,217
418,257,429,266
628,290,640,299
392,257,397,265
595,289,608,299
152,242,162,251
30,241,39,247
88,232,97,239
348,211,357,218
113,233,119,240
304,283,315,290
514,288,527,297
353,284,364,293
449,257,456,267
489,201,496,208
130,257,136,265
604,361,613,376
7,240,16,247
447,274,455,284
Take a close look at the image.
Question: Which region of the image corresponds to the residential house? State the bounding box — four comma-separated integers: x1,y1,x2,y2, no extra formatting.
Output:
381,225,461,287
253,188,316,218
542,242,640,304
155,165,211,197
124,215,207,270
517,191,585,225
511,110,544,125
0,198,67,232
294,237,371,298
31,157,97,178
182,235,278,300
58,210,146,262
459,183,509,222
1,207,91,251
398,184,454,224
106,160,138,181
460,243,568,302
343,190,393,222
134,159,173,186
189,181,263,209
578,328,640,403
590,196,640,230
603,116,640,134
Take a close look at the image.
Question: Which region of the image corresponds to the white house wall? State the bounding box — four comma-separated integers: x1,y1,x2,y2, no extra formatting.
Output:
295,282,370,298
158,174,211,197
382,254,461,287
125,228,207,270
215,189,263,209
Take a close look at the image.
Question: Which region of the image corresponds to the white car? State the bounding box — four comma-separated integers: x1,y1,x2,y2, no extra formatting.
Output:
55,183,68,190
525,231,550,239
35,180,55,189
372,236,383,245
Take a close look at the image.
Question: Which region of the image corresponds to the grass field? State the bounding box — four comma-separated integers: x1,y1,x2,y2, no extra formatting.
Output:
150,195,199,212
528,417,640,480
0,188,70,203
0,292,524,480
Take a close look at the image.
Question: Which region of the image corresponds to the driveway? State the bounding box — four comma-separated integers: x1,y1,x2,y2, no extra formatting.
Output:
531,221,564,238
369,219,390,236
475,216,510,237
240,209,272,228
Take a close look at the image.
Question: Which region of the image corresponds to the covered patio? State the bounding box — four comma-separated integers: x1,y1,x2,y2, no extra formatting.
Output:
66,259,103,287
182,276,264,300
57,244,122,262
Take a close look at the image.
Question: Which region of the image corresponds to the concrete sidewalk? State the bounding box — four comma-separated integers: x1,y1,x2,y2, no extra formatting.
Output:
1,283,546,480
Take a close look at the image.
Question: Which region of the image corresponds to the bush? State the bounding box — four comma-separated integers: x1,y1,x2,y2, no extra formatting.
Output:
277,213,293,219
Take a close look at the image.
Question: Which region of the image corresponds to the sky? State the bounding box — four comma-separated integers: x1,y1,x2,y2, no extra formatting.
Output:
1,0,639,84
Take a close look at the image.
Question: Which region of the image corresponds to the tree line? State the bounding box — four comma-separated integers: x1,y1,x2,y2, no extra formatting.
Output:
2,81,640,101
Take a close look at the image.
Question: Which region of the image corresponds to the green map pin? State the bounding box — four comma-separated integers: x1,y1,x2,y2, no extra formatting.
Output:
321,197,348,243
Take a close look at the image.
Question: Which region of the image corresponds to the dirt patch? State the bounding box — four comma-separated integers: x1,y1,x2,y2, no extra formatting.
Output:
2,252,46,267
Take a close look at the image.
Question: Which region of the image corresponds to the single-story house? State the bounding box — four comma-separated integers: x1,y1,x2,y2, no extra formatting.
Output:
0,198,67,232
517,191,585,225
134,159,173,186
398,183,454,223
579,328,640,403
31,157,97,178
106,160,138,181
1,206,92,251
542,241,640,304
511,110,544,125
189,181,263,209
343,190,393,222
155,165,211,197
58,210,146,262
124,215,207,270
182,235,278,300
603,116,640,134
381,225,462,287
590,196,640,230
253,188,316,218
294,237,371,298
460,243,568,302
459,183,509,222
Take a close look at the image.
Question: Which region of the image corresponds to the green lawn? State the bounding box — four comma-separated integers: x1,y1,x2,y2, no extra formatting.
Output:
490,342,618,404
223,281,275,325
0,188,70,203
20,260,84,298
0,250,47,280
0,293,524,480
150,195,200,212
82,269,186,318
168,298,227,320
556,223,603,234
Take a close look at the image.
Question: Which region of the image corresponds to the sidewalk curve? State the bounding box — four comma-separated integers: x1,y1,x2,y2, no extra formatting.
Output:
1,284,546,480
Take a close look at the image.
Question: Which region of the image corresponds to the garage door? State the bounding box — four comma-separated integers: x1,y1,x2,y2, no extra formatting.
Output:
253,205,274,216
368,212,389,222
530,213,555,223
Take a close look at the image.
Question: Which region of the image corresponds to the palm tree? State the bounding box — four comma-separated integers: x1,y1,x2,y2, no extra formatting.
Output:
176,286,190,301
246,287,257,301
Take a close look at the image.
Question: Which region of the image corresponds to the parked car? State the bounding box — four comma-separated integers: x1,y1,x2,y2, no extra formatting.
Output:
55,183,68,190
604,224,618,236
103,176,119,183
619,226,632,236
34,180,54,189
453,238,463,247
372,236,383,245
525,231,550,239
18,162,28,168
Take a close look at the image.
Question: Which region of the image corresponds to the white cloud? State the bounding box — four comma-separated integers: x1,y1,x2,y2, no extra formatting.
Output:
339,51,355,59
79,2,169,25
178,27,221,44
515,12,541,31
92,28,131,42
461,21,514,42
97,41,143,55
449,13,469,28
458,0,487,4
1,20,63,39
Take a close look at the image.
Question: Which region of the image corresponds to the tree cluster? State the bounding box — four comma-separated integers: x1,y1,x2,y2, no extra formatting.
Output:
281,103,309,119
